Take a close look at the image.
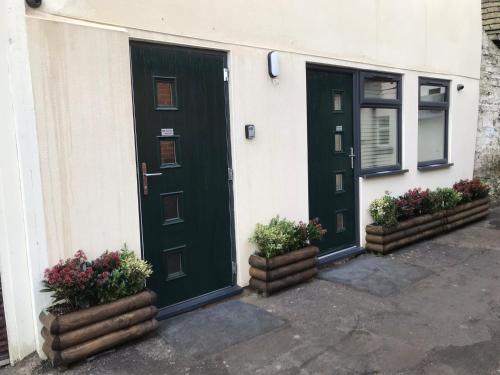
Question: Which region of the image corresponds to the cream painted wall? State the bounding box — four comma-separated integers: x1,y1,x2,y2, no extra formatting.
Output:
26,18,141,264
24,0,481,289
33,0,482,79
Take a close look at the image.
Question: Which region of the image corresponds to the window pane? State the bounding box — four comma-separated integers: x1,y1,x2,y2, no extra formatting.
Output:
364,78,398,100
335,173,343,192
334,133,343,152
333,91,343,111
418,110,446,162
360,108,398,170
420,84,447,103
160,139,177,165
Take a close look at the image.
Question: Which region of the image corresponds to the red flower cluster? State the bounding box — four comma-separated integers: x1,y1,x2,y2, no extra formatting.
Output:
453,178,489,202
44,250,93,290
395,188,433,221
93,251,121,272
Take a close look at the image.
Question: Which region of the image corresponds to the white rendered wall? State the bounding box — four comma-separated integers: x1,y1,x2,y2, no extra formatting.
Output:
26,17,141,264
24,0,482,289
0,0,50,362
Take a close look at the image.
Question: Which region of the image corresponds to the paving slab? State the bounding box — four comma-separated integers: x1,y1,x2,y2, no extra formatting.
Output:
2,207,500,375
158,300,286,358
318,255,433,297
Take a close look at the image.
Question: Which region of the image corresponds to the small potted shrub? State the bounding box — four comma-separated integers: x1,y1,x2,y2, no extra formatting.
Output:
365,179,490,254
248,216,326,295
40,246,157,367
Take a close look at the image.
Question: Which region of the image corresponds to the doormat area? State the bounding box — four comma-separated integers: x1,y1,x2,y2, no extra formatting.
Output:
318,255,433,297
158,300,285,358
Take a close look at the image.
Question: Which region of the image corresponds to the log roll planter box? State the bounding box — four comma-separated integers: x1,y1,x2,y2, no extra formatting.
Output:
249,246,319,295
40,290,158,367
365,197,490,254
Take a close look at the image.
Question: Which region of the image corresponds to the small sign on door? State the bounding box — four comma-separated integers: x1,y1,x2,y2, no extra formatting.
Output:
161,128,174,136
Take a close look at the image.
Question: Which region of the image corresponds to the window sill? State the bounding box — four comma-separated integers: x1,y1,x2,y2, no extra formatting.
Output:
417,163,454,171
361,169,409,179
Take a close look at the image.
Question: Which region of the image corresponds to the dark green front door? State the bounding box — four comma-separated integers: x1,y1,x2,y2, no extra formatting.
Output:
307,68,356,255
131,42,233,308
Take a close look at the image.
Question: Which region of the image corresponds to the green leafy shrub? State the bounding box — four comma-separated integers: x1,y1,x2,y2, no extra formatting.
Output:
430,188,462,211
42,245,152,312
250,216,326,258
369,195,398,227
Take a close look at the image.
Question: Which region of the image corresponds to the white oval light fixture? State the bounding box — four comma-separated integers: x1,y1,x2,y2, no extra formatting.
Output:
268,51,280,78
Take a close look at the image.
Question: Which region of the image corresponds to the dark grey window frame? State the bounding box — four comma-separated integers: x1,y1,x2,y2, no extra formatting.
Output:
359,71,403,175
417,77,450,168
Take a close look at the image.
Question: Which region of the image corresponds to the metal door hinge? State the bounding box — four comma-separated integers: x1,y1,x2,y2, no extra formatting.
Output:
232,261,237,275
223,68,229,82
228,167,233,181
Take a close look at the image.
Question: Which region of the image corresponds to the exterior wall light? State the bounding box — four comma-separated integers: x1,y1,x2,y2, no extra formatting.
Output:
457,84,465,91
268,51,280,78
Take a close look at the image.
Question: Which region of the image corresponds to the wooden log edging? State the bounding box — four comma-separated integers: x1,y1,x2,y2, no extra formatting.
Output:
40,290,157,335
43,319,158,367
249,246,319,295
365,198,490,254
40,290,158,366
366,197,490,235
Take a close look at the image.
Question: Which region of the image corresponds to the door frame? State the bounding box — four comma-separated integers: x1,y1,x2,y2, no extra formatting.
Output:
305,63,363,264
129,40,241,320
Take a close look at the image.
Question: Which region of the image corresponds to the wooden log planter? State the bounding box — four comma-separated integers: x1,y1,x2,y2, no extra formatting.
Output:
40,290,158,366
365,197,490,254
249,246,319,295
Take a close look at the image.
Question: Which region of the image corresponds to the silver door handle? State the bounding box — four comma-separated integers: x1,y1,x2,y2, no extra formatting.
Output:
348,147,355,169
141,162,162,196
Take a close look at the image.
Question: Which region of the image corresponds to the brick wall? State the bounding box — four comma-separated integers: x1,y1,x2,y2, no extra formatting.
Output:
483,1,500,46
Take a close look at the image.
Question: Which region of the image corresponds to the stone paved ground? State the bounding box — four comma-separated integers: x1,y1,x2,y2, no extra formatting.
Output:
2,207,500,375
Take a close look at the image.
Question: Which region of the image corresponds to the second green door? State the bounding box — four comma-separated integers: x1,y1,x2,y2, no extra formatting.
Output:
307,68,357,255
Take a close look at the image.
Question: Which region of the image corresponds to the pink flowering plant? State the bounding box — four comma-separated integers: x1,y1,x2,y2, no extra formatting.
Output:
42,245,152,312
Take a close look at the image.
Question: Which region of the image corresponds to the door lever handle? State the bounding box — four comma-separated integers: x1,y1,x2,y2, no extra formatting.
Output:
141,162,162,196
348,147,356,169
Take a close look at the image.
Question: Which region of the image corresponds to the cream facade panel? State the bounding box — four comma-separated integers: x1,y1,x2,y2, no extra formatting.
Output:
26,18,141,264
34,0,481,78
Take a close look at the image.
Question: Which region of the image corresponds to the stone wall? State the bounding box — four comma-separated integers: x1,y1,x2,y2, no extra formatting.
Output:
475,11,500,202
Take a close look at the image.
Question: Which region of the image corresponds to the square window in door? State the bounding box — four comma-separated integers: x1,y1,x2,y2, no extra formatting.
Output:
161,191,184,225
163,245,187,281
158,136,181,168
154,77,178,110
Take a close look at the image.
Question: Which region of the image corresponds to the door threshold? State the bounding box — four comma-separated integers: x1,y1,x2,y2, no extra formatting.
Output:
156,285,243,321
318,246,365,266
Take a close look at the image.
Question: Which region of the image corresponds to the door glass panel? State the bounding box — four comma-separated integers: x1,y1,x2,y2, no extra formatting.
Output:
163,194,179,222
335,173,344,192
167,252,182,275
364,78,398,100
334,133,343,152
160,139,177,165
336,212,346,232
332,90,343,112
155,78,177,109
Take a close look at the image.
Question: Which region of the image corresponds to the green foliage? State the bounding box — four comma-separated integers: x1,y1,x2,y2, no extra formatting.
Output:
250,216,326,259
430,188,463,210
369,195,398,227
